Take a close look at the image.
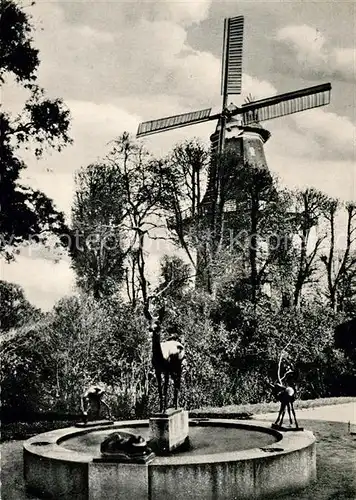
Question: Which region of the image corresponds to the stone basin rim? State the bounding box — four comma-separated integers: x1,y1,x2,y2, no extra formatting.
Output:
23,418,316,466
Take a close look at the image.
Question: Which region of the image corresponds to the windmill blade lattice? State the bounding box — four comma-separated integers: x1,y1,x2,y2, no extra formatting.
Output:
221,16,244,96
240,83,331,125
137,108,212,138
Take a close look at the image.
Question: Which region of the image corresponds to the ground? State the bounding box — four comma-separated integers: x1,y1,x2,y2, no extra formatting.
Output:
255,403,356,499
277,419,356,499
1,402,355,499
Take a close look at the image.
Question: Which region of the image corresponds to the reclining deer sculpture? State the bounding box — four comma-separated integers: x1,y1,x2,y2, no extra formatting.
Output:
271,350,299,429
144,286,185,413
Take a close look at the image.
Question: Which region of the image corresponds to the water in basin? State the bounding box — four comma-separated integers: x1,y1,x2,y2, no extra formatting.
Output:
60,424,277,457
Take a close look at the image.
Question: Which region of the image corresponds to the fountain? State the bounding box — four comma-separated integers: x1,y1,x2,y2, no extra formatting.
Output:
23,299,316,499
23,415,316,499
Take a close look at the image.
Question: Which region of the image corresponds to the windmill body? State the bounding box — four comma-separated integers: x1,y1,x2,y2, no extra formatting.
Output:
202,117,271,213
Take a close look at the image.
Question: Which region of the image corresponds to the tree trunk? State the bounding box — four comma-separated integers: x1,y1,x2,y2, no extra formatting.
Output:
250,190,259,306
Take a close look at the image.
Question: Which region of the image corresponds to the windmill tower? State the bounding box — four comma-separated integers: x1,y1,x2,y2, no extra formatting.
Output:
136,15,332,289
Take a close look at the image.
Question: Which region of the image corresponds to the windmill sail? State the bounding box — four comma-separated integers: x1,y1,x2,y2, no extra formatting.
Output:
240,83,331,125
221,16,244,97
137,108,212,137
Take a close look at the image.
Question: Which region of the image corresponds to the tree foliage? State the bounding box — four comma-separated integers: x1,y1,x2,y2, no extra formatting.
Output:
0,294,151,420
158,254,191,300
0,280,40,333
2,105,355,424
0,0,72,260
0,0,38,83
71,163,127,299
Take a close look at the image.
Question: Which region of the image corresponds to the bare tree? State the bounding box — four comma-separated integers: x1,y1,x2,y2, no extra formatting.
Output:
321,201,356,311
160,139,209,270
124,252,140,308
292,188,328,307
107,133,168,304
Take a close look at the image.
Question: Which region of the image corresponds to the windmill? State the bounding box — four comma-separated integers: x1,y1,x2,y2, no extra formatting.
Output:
136,16,331,214
136,16,332,291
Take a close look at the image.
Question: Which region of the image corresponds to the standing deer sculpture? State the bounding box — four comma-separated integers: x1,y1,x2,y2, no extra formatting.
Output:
144,284,186,413
272,351,299,429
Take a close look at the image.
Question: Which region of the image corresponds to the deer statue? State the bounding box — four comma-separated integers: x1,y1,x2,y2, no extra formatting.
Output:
144,283,186,413
271,350,299,429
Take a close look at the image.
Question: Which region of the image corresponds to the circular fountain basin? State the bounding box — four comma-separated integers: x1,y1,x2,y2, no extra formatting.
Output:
23,419,316,500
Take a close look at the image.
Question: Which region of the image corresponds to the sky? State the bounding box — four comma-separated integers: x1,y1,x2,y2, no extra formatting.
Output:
2,0,355,310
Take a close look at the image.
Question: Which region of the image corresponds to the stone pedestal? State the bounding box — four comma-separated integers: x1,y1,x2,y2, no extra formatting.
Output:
149,408,189,454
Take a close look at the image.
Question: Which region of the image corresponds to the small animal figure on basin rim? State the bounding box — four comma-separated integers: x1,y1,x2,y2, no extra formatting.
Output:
268,351,299,429
273,379,299,429
81,383,113,423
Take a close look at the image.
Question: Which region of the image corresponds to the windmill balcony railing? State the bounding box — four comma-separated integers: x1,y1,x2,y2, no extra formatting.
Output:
166,205,214,229
166,207,194,230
